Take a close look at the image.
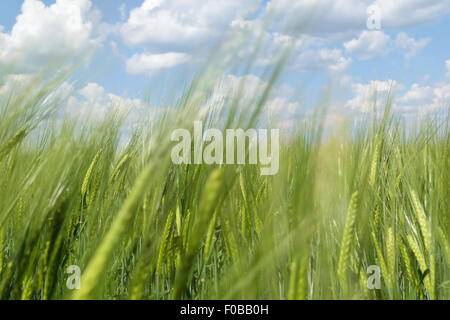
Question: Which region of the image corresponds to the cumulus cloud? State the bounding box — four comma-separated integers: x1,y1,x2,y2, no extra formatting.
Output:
396,83,434,113
202,74,269,116
119,0,355,75
0,74,34,95
265,97,301,119
79,82,106,103
293,48,351,73
344,79,404,112
395,32,430,60
67,82,147,122
126,52,190,76
342,60,450,115
67,74,300,129
395,60,450,114
431,83,450,110
120,0,260,50
398,84,433,105
344,31,390,60
117,0,448,77
344,31,430,60
189,72,303,130
393,82,450,115
0,0,104,73
119,0,261,74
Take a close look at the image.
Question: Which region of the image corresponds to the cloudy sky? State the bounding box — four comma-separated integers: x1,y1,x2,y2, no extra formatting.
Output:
0,0,449,126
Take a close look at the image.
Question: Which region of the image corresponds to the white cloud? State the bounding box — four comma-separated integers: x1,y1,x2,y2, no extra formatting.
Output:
393,81,450,115
207,74,269,112
79,82,106,103
344,31,390,60
67,82,147,122
0,73,76,117
0,0,103,73
395,32,430,60
120,0,260,50
342,60,450,115
395,60,450,114
396,83,434,113
117,0,445,77
196,73,304,128
398,83,433,105
266,97,301,119
119,0,262,75
432,83,450,109
293,48,351,73
344,79,404,112
227,17,353,74
344,31,430,60
126,52,190,76
0,74,37,105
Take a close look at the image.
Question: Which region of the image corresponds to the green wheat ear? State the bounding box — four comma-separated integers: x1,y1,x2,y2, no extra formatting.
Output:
410,190,431,253
410,189,435,299
74,161,157,300
287,260,299,300
369,137,380,187
203,210,218,259
437,227,450,267
386,227,396,287
81,147,103,198
337,191,358,294
398,237,414,287
109,153,130,184
173,168,223,299
288,256,308,300
371,231,389,289
156,211,175,275
223,218,239,265
407,234,433,298
0,129,28,161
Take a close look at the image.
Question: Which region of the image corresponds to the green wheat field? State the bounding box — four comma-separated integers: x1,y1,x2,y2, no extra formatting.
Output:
0,29,449,301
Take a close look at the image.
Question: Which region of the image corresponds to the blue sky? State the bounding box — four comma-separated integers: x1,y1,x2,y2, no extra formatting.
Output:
0,0,449,127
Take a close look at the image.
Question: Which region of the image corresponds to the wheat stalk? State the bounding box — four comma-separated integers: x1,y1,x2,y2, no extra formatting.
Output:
337,191,358,293
410,189,434,298
156,211,175,275
407,234,432,298
371,231,389,289
399,237,415,286
81,148,103,198
173,169,223,299
386,227,395,288
369,138,380,187
204,210,218,259
74,162,157,299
